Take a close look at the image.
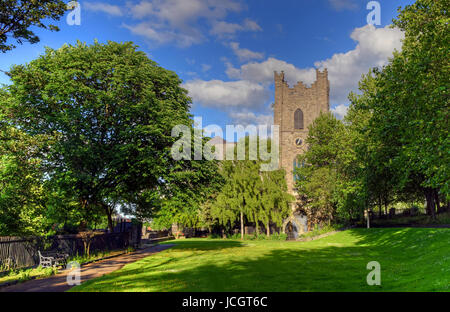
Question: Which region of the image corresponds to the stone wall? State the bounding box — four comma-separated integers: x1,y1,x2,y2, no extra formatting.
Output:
274,69,330,196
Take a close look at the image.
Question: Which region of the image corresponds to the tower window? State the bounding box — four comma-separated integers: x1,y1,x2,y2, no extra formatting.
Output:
294,109,304,129
293,157,305,182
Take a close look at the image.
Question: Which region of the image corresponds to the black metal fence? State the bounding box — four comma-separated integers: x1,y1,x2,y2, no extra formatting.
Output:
0,232,131,272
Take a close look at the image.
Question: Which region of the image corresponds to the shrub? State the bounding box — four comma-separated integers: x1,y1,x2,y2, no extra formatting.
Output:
299,224,342,239
269,233,288,241
207,233,222,239
227,233,242,240
207,232,286,241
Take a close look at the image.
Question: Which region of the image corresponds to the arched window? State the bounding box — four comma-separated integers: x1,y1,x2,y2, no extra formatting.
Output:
294,109,304,129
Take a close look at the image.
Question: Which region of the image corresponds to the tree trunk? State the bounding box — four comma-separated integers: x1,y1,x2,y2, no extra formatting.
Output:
87,242,91,258
424,188,436,219
103,204,114,233
240,211,244,240
384,196,388,217
434,190,441,214
378,195,382,218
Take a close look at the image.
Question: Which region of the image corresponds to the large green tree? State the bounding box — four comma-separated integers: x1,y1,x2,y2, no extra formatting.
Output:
295,113,345,228
295,0,449,226
351,0,449,217
2,40,213,232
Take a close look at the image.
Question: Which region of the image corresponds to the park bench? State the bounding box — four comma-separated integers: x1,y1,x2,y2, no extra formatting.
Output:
38,250,69,268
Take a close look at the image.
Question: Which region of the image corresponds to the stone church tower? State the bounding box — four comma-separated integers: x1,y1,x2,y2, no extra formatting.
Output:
274,69,330,196
274,69,329,236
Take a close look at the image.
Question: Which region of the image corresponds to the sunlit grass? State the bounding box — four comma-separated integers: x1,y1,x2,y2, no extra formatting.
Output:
70,228,450,292
0,266,57,285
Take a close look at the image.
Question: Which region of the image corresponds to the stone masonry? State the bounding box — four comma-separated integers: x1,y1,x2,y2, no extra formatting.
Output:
274,69,330,197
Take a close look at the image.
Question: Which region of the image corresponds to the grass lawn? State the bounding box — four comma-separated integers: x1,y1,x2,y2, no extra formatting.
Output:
70,228,450,292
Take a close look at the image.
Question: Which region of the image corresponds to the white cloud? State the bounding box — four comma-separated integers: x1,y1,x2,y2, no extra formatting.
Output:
125,0,248,46
229,42,264,62
201,64,212,72
226,25,403,105
229,111,273,127
331,104,349,120
210,21,244,36
185,24,403,128
183,79,270,109
243,18,263,32
85,1,261,47
122,22,202,47
210,19,262,38
315,25,404,103
128,0,242,23
84,2,123,16
328,0,358,11
226,57,317,86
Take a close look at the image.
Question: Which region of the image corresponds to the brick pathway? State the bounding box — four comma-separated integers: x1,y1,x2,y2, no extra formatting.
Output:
0,244,174,292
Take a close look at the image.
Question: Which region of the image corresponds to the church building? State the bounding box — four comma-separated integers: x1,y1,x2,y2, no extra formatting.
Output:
274,69,330,236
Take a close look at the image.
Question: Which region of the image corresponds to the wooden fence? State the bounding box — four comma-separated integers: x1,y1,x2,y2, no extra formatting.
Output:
0,232,131,272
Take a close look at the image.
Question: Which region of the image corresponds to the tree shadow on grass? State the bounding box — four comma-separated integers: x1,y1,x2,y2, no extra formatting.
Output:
73,229,450,292
165,240,246,251
347,228,450,250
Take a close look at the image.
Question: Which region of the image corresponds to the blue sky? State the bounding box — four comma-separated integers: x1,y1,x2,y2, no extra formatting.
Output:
0,0,415,132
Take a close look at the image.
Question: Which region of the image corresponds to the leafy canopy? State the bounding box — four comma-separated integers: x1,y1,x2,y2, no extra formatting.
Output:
0,0,67,52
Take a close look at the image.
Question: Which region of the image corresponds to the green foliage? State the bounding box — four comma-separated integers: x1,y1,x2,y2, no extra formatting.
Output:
298,224,343,239
0,0,67,52
384,0,449,197
0,100,52,235
346,0,449,217
2,40,219,233
296,0,449,226
210,136,294,237
207,233,223,239
68,249,116,265
150,150,223,230
226,233,242,240
0,266,57,285
372,212,450,227
225,233,287,241
295,112,362,227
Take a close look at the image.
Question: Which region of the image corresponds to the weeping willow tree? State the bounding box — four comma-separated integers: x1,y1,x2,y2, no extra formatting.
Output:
212,136,294,239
